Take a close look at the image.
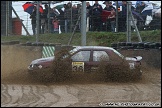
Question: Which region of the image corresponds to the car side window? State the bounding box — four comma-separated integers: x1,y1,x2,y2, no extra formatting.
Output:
93,51,109,61
71,51,90,61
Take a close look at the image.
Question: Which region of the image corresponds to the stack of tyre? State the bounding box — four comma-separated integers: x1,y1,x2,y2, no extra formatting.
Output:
111,42,161,50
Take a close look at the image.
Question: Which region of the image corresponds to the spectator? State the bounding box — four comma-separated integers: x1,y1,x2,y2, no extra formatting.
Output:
86,2,93,31
137,2,146,30
49,7,60,33
108,8,116,32
103,1,115,32
30,6,41,35
57,8,65,33
52,16,59,34
90,1,103,31
107,1,116,11
121,1,127,32
104,1,110,11
140,2,146,20
64,2,72,33
117,7,123,32
140,2,146,13
130,2,136,11
135,3,142,13
72,5,78,31
76,4,82,32
135,2,144,30
41,4,49,33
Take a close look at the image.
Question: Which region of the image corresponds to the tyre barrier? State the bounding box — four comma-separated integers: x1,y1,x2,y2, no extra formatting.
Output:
111,42,161,50
126,42,132,46
26,41,32,46
155,42,161,49
149,43,155,49
132,42,139,49
137,42,144,49
31,42,44,46
144,42,150,50
1,40,20,45
44,43,50,46
110,43,117,50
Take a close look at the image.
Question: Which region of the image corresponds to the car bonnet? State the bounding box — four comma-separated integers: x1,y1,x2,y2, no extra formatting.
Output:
30,56,55,64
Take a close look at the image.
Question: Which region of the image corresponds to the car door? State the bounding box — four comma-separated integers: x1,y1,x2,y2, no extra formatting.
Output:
89,50,110,71
70,49,91,72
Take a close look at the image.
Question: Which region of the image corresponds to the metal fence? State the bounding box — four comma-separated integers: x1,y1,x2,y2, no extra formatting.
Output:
1,1,161,37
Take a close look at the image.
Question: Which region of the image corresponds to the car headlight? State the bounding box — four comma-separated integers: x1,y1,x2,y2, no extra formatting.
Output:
28,64,42,69
38,65,42,69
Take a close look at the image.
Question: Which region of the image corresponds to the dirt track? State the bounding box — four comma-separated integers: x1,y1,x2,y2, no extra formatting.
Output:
1,67,161,107
1,45,161,107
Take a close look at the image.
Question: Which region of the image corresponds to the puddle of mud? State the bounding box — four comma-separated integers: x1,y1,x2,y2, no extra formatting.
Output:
2,67,160,86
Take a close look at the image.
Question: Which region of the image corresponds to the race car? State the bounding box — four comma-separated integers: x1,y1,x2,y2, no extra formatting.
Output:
28,46,142,81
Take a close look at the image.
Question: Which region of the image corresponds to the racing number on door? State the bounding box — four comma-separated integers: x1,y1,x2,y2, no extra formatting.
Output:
72,66,77,72
72,62,84,72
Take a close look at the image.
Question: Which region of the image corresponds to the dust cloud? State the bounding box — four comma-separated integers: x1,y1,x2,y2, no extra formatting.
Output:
1,45,160,85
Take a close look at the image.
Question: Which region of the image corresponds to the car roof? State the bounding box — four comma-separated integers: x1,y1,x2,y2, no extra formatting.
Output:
72,46,125,59
73,46,115,50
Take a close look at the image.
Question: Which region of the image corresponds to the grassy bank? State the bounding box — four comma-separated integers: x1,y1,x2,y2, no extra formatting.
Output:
1,30,161,46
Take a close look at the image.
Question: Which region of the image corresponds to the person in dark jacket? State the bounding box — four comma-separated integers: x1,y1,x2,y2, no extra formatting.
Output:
64,2,72,33
30,6,41,35
41,4,49,34
105,1,115,11
86,2,93,31
90,1,103,31
121,1,127,32
72,5,78,31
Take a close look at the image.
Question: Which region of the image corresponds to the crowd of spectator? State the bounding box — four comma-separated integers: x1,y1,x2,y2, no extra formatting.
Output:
29,1,161,35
